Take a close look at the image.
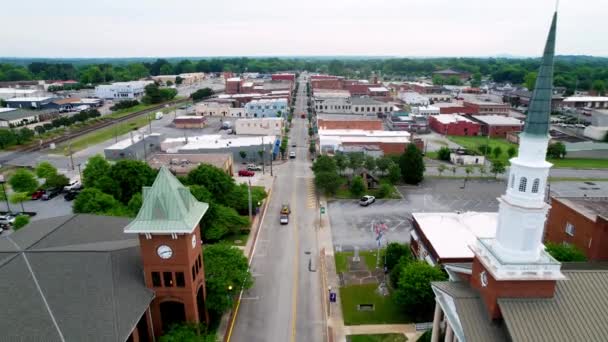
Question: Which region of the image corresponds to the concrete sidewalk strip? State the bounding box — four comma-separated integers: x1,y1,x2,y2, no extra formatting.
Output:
343,324,417,335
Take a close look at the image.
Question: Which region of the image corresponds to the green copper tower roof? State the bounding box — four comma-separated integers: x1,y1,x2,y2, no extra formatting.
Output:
523,12,557,136
124,166,208,234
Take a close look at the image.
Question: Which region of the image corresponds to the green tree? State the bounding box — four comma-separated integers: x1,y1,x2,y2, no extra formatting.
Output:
13,215,30,230
545,242,587,262
471,72,482,88
465,166,474,178
191,88,214,102
437,164,447,177
349,176,366,197
393,261,446,316
0,129,17,148
204,243,254,314
478,144,491,155
383,242,412,271
107,160,157,204
9,169,38,194
507,146,517,159
376,157,392,175
547,142,567,159
188,164,236,201
334,154,348,175
10,192,29,213
432,75,445,86
159,323,215,342
376,183,393,199
35,161,57,179
524,71,538,91
312,155,337,174
44,173,69,190
73,188,126,215
492,146,503,159
592,80,606,96
387,163,401,185
364,156,376,173
83,155,111,188
348,153,365,173
239,151,247,161
399,144,425,185
437,147,451,161
490,160,506,178
127,63,149,79
451,166,457,176
314,171,343,196
127,192,143,216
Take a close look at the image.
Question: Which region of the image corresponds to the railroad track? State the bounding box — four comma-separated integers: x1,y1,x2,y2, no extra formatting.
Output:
2,98,190,162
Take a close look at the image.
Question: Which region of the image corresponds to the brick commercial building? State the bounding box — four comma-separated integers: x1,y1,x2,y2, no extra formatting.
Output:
463,100,510,116
317,115,383,130
428,114,481,136
318,129,422,155
148,153,234,176
173,116,206,129
225,77,241,94
0,168,210,341
271,73,296,82
470,114,523,137
545,197,608,261
432,68,471,81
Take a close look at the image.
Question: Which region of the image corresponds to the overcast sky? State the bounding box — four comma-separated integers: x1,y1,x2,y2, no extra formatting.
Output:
1,0,605,58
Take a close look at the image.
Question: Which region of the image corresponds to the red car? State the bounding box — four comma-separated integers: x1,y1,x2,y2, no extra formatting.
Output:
238,170,255,177
31,190,46,200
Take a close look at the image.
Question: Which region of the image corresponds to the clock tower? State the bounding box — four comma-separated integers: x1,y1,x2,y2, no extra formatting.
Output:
125,167,209,337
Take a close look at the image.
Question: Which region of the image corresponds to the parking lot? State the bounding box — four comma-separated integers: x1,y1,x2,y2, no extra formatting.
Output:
328,178,505,250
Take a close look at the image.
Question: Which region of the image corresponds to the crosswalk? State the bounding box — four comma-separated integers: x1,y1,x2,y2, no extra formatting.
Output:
306,178,317,208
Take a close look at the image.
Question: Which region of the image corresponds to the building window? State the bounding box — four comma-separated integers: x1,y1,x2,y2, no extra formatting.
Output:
565,222,575,236
192,266,196,280
532,178,540,193
511,175,515,188
163,272,174,287
152,272,161,287
518,177,527,192
176,272,185,287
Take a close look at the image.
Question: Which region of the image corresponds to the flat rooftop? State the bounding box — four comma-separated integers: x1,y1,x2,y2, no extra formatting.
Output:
433,114,474,124
564,96,608,102
471,115,523,126
464,99,508,106
318,114,381,121
105,133,161,150
368,87,389,92
5,96,52,102
550,181,608,198
413,212,498,260
163,135,277,152
148,153,232,172
554,197,608,221
318,129,410,138
0,88,38,94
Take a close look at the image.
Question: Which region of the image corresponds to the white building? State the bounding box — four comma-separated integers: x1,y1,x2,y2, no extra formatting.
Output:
0,88,42,100
244,98,288,118
318,129,411,155
411,105,440,116
449,152,486,165
583,109,608,140
0,108,41,127
563,96,608,109
94,81,153,99
398,91,430,106
235,117,284,135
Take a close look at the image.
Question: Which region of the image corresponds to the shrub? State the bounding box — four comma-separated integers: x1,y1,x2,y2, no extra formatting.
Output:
349,176,366,197
437,147,451,161
13,215,30,230
376,183,392,199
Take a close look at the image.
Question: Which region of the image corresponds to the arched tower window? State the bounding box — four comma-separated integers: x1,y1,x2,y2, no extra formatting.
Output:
532,178,540,193
519,177,527,192
511,174,515,188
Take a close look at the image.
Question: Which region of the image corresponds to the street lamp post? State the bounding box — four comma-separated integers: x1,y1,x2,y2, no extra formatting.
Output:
0,176,10,213
77,163,82,181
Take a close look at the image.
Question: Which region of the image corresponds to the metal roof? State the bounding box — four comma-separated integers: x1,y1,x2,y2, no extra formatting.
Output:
499,270,608,342
0,108,54,121
0,214,154,342
124,166,208,234
523,12,557,136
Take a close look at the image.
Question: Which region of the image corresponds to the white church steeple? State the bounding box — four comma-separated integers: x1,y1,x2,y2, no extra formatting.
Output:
473,12,564,281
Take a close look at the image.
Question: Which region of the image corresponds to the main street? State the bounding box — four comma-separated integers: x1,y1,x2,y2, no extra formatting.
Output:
229,75,325,342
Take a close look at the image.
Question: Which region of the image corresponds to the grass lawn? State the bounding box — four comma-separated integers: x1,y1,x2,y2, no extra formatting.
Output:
340,284,411,325
549,158,608,169
219,231,250,246
349,334,407,342
106,103,159,119
334,181,401,200
448,136,517,164
57,115,151,154
335,250,382,273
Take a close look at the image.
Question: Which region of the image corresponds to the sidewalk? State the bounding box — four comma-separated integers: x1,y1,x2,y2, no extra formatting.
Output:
343,324,422,341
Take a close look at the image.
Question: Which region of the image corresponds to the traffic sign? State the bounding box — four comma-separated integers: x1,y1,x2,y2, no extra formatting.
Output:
329,292,336,303
320,207,325,214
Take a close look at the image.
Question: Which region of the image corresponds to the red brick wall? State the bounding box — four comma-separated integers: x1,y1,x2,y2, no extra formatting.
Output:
429,116,480,136
272,74,295,82
439,106,469,114
225,80,240,94
545,198,608,261
470,258,556,319
318,119,383,130
487,125,522,138
311,79,343,90
345,84,371,96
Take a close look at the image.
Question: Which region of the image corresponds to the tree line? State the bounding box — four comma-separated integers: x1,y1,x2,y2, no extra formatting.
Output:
1,56,608,93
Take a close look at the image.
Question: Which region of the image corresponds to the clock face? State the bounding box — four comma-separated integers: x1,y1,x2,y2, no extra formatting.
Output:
157,245,173,259
191,235,197,249
480,271,488,287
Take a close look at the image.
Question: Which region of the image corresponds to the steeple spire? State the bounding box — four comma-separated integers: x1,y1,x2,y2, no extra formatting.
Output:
523,12,557,136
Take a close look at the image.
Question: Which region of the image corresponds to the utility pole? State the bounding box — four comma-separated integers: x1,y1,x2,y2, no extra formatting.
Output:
262,136,265,175
247,179,253,222
148,114,152,133
68,143,75,171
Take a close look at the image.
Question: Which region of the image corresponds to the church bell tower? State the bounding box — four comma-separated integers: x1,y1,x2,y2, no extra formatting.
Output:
125,167,210,337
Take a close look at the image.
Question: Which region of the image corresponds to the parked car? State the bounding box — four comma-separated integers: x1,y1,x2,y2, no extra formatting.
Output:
64,179,82,192
280,214,289,225
301,114,306,119
42,188,62,201
289,151,296,159
31,189,46,200
292,143,296,147
0,215,15,225
247,164,262,171
238,170,255,177
64,191,80,201
359,195,376,207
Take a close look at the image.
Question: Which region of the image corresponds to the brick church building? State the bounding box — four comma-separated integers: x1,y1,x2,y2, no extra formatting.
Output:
0,167,209,341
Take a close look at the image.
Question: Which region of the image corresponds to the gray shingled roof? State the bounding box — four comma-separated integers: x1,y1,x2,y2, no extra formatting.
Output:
499,270,608,342
0,214,154,342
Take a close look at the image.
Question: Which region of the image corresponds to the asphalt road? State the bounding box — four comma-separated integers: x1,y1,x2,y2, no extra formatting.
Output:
230,75,325,342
